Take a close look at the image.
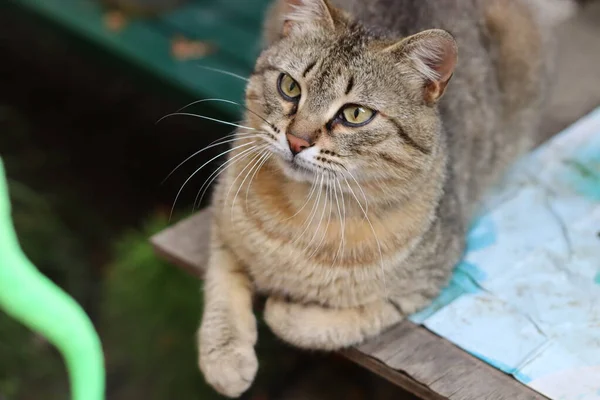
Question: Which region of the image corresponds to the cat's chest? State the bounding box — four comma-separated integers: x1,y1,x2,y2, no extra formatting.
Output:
219,213,386,308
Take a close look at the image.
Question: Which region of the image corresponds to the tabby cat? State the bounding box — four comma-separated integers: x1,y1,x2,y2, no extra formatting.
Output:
196,0,570,397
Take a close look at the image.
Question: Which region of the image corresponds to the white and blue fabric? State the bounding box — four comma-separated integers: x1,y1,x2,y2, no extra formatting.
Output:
410,108,600,400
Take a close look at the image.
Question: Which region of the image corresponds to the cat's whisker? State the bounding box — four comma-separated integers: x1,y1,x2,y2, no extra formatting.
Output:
174,98,276,129
156,112,255,131
196,65,249,82
231,147,270,218
205,129,256,147
170,141,258,221
194,143,265,209
344,179,387,298
245,151,272,212
341,166,369,215
308,173,334,259
229,151,264,218
331,177,345,267
339,180,348,265
226,145,270,216
292,174,324,246
339,179,347,258
304,173,330,256
283,174,318,221
162,134,263,184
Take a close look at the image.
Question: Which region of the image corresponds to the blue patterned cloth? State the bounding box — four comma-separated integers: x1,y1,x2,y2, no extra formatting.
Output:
410,108,600,400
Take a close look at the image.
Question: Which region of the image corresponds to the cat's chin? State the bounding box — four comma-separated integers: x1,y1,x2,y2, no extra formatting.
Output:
275,156,317,183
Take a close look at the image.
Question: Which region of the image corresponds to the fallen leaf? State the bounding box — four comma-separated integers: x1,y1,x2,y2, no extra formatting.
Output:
171,35,214,61
104,10,128,32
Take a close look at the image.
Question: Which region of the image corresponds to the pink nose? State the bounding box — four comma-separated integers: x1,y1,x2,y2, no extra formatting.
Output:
286,133,310,155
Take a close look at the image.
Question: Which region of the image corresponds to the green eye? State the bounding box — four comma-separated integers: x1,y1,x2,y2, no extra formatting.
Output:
278,73,301,101
341,105,375,126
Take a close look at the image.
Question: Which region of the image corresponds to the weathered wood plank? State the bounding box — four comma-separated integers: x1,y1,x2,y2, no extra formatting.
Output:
150,209,547,400
354,323,547,400
342,345,446,400
151,210,211,277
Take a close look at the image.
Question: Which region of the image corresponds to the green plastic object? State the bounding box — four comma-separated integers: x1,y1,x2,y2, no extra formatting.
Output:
0,158,105,400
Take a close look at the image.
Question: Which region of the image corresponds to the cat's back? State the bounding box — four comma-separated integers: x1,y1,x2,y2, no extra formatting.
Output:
336,0,483,39
337,0,548,209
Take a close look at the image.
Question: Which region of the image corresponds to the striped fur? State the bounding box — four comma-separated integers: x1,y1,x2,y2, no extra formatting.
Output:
198,0,568,397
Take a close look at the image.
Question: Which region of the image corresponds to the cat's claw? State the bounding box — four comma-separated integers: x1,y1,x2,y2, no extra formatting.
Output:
198,338,258,398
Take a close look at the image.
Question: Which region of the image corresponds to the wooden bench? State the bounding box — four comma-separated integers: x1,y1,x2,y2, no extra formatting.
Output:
151,210,547,400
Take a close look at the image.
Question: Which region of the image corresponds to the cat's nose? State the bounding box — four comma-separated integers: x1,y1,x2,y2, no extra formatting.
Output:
286,133,310,155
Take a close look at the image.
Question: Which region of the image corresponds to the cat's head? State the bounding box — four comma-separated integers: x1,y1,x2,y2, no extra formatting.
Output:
245,0,457,185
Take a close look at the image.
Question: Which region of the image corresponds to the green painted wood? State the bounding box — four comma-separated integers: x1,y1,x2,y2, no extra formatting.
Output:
8,0,271,114
218,0,272,28
161,2,262,66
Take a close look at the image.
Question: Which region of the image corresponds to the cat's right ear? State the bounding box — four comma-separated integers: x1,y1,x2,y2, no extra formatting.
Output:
263,0,338,46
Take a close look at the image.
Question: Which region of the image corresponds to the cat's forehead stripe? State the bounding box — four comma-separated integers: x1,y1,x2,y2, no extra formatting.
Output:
345,76,355,95
302,61,317,77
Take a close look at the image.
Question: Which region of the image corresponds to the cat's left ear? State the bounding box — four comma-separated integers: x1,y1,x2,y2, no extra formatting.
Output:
282,0,337,35
384,29,458,104
263,0,341,45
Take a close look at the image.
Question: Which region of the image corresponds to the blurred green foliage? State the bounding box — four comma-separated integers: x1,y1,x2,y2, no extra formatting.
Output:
100,215,224,400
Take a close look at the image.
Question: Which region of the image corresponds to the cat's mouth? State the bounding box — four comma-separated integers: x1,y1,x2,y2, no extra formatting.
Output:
290,156,315,173
278,154,321,182
262,135,328,181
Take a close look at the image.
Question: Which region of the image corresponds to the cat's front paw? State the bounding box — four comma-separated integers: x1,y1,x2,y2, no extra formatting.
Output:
198,332,258,398
264,296,350,350
265,296,403,351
